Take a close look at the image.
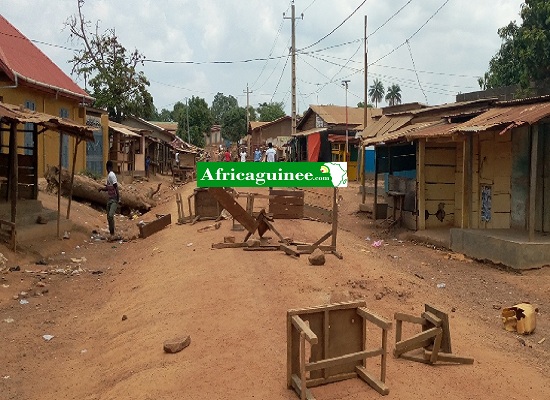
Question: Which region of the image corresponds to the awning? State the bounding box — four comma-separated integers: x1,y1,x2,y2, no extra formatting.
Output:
0,101,94,141
109,121,141,137
361,115,412,141
292,127,328,137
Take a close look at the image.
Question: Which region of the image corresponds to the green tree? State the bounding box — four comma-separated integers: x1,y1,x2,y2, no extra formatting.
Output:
256,101,286,122
356,101,373,108
222,107,248,143
385,84,402,106
176,96,212,147
246,105,258,123
485,1,550,89
66,0,153,122
368,79,385,107
155,108,173,122
211,93,239,125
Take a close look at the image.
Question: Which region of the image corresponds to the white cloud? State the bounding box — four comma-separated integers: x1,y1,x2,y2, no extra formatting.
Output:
1,0,525,112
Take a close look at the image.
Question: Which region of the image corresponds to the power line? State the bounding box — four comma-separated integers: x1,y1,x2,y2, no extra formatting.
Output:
299,0,367,52
270,54,290,102
406,39,428,103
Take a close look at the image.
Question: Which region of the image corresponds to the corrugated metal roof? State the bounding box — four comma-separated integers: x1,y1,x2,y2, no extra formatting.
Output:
362,115,412,140
0,15,93,102
364,120,441,145
308,105,381,130
0,101,94,141
451,101,550,133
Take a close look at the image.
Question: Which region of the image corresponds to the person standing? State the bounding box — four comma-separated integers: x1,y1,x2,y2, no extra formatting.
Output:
224,148,231,162
240,148,247,162
253,147,262,162
145,154,151,178
98,160,120,238
265,142,277,162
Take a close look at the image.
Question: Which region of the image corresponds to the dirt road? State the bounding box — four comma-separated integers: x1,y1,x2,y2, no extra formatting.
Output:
0,179,548,400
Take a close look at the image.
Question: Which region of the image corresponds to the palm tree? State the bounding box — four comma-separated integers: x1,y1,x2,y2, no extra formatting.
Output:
368,79,385,107
385,84,402,106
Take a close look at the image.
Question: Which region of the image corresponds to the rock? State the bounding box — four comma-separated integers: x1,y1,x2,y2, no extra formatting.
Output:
163,335,191,354
246,239,261,247
375,292,384,300
36,282,46,288
308,249,325,266
359,283,367,290
121,314,128,321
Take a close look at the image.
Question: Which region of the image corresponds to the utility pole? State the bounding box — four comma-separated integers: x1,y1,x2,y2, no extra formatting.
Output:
186,97,190,143
362,15,368,202
284,1,302,137
243,83,252,152
342,80,350,164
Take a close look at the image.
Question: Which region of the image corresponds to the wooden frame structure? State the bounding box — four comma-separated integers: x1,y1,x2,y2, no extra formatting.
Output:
394,304,474,365
287,301,392,399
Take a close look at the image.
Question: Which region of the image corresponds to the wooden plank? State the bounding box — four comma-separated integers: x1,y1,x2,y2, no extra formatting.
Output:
243,246,280,251
208,187,258,233
421,311,442,328
423,350,474,364
356,366,390,396
425,183,455,201
394,327,441,356
394,313,426,325
418,139,426,230
211,242,248,249
424,304,452,353
291,315,318,344
357,308,392,330
288,301,366,317
305,350,381,372
425,147,457,166
424,165,456,184
270,189,304,197
306,372,357,388
290,374,315,400
280,244,300,257
138,214,171,238
296,245,335,253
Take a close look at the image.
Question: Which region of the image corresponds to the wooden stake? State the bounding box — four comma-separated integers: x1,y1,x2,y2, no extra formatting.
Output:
66,137,81,219
9,122,18,251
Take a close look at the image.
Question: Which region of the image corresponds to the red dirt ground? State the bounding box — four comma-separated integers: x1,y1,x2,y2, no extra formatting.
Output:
0,177,548,400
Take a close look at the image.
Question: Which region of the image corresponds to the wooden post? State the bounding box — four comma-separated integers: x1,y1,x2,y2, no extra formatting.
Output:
529,125,539,241
9,121,18,250
373,147,378,220
66,137,81,219
32,125,39,199
361,143,367,204
462,135,473,229
417,139,426,230
331,187,338,247
381,328,388,383
57,132,63,238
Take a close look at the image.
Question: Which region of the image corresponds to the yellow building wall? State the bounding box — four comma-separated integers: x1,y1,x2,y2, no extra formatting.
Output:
0,86,87,178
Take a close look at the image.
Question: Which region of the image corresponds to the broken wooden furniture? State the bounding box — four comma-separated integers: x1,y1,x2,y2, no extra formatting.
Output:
138,213,171,238
393,304,474,365
187,187,228,222
287,301,392,399
175,193,187,224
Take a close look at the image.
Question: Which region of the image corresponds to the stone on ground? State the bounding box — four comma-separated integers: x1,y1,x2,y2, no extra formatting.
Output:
163,335,191,354
308,249,325,266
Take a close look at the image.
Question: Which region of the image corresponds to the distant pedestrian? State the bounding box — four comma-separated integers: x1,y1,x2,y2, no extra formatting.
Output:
145,154,151,178
254,147,262,162
224,149,231,162
98,160,120,239
240,148,247,162
265,142,276,162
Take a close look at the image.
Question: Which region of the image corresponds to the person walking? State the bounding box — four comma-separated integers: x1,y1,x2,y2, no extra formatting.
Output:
265,142,277,162
240,148,247,162
98,160,120,239
253,147,262,162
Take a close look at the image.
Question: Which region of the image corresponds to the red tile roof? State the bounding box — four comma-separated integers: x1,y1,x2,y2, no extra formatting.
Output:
0,15,93,102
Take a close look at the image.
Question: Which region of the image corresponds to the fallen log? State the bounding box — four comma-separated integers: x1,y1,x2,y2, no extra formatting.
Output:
45,166,153,213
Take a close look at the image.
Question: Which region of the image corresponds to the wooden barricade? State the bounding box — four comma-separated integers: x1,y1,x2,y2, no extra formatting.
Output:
269,189,304,219
287,301,392,399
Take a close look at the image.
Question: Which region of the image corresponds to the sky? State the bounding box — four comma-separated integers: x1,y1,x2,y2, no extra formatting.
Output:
2,0,525,115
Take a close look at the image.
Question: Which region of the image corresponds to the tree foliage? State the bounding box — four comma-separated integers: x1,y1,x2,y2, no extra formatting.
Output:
485,1,550,89
221,107,248,143
385,84,402,106
257,101,286,122
176,96,212,147
66,0,154,122
211,93,239,125
368,79,385,107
